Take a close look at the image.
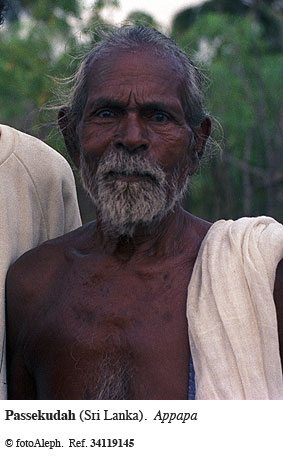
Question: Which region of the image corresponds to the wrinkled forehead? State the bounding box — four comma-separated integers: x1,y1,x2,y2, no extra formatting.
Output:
86,45,185,94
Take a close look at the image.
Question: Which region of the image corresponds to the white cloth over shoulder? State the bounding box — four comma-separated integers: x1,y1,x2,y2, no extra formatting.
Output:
187,216,283,400
0,124,82,399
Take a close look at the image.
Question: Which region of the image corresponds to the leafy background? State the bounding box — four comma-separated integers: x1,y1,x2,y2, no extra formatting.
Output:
1,0,282,223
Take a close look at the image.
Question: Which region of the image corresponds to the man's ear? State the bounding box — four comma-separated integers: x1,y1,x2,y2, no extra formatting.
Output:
58,107,80,168
189,116,211,175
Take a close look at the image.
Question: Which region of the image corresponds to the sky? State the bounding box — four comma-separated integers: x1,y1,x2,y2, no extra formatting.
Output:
86,0,204,30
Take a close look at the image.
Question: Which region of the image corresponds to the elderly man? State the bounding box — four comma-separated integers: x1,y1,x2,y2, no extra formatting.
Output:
6,26,283,400
0,0,81,400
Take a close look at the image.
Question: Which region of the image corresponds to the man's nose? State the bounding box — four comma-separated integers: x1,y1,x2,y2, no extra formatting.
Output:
114,112,149,154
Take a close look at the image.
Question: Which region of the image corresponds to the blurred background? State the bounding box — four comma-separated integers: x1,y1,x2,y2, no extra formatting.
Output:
0,0,282,223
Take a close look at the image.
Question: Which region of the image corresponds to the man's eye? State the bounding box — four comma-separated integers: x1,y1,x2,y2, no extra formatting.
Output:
151,112,169,123
96,109,115,118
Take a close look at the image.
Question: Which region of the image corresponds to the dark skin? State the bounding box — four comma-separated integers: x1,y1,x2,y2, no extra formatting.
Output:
6,48,283,399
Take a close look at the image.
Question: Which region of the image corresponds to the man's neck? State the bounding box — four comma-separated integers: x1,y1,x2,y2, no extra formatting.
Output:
94,203,195,261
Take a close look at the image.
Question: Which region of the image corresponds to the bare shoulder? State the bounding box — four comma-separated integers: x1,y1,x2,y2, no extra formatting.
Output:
7,222,94,306
189,213,212,235
8,224,77,281
182,211,212,255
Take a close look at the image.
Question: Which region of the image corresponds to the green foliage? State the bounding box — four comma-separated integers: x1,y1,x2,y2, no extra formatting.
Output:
171,7,200,39
125,11,159,29
177,11,283,220
94,0,119,10
6,0,80,23
172,0,283,52
0,0,105,133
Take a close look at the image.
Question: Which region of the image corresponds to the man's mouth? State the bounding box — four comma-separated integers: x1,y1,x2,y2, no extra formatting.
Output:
104,170,158,183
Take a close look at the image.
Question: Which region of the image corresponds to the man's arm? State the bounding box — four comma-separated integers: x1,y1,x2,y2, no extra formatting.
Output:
6,350,36,399
6,256,37,399
274,259,283,367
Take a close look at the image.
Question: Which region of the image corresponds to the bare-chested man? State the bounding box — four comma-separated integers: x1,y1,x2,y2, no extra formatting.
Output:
6,26,283,400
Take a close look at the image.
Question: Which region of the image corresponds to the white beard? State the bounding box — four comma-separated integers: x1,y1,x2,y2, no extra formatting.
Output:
80,148,189,237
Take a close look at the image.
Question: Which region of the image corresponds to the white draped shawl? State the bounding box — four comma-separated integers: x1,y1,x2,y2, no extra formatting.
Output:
186,216,283,400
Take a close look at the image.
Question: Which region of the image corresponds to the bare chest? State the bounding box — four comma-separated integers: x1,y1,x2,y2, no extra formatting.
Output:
26,256,194,399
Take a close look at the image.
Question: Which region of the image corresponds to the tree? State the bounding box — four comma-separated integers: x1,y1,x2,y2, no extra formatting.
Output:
125,11,159,29
171,5,283,221
172,0,283,52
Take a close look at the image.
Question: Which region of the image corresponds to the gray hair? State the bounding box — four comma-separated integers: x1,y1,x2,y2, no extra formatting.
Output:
66,26,208,133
